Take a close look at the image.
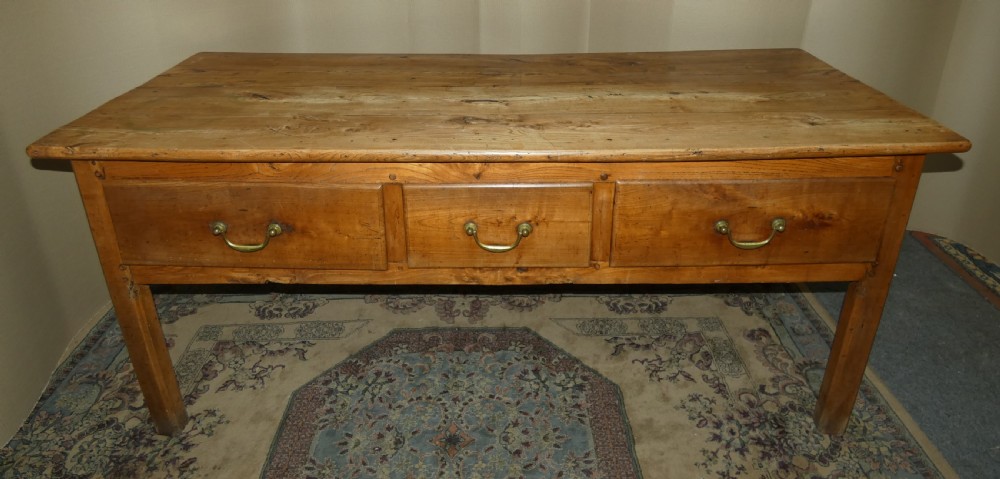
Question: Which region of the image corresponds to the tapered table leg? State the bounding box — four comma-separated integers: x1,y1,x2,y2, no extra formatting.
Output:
813,156,925,435
112,283,189,435
814,274,892,434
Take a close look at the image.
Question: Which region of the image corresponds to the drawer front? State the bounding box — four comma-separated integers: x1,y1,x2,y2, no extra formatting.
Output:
611,178,895,267
104,182,387,269
404,184,592,267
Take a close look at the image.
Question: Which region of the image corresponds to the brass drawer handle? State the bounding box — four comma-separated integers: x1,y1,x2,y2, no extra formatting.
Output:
714,217,786,250
464,221,533,253
210,221,283,253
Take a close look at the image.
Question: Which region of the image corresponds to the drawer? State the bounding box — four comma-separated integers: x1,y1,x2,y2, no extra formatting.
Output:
611,178,895,267
103,182,387,269
404,184,592,267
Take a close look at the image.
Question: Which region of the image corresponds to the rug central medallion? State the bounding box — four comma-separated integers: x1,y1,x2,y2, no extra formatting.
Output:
431,423,474,457
262,327,640,478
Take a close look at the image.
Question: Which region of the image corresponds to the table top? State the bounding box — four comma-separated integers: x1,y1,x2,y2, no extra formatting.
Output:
27,49,969,163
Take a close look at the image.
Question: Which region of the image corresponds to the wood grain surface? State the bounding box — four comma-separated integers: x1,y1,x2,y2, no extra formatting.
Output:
27,49,969,163
103,181,387,269
404,184,592,267
611,178,896,266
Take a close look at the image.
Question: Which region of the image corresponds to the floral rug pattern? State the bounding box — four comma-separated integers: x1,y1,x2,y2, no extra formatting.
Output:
0,286,952,478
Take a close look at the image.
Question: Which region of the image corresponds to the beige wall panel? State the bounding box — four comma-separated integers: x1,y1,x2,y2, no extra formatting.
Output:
479,0,590,54
667,0,810,50
588,0,673,52
148,0,294,55
517,0,591,53
292,0,481,54
478,0,524,53
802,0,958,112
409,0,480,53
287,0,412,53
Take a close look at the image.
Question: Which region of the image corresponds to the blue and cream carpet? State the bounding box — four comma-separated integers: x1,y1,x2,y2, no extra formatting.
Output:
3,231,996,478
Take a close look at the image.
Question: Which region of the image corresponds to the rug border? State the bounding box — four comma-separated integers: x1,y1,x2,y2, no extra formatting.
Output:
798,286,960,479
911,230,1000,309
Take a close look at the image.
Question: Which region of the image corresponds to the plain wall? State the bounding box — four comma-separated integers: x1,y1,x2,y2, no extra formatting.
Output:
915,0,1000,258
1,0,993,443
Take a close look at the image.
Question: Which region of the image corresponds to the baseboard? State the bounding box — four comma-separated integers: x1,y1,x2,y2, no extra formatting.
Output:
58,300,113,365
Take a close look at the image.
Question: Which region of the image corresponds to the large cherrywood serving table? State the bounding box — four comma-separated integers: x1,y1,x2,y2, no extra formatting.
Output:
29,49,969,436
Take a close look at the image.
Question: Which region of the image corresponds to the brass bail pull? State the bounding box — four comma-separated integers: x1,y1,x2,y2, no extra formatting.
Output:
464,221,533,253
210,221,283,253
714,217,786,250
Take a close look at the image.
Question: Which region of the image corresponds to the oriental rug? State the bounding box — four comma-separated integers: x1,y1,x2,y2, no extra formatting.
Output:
1,284,956,478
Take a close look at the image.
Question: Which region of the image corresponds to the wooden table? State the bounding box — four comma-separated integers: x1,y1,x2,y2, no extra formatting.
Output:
28,49,969,436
